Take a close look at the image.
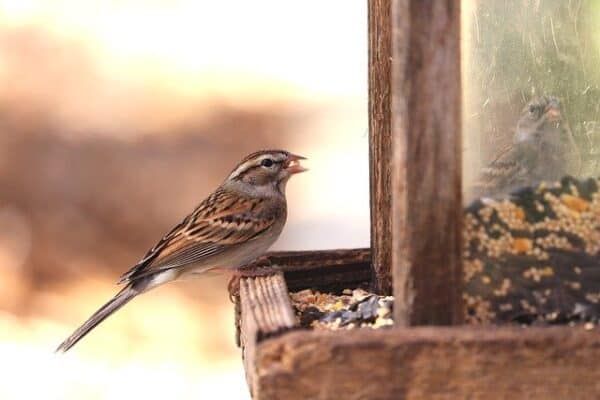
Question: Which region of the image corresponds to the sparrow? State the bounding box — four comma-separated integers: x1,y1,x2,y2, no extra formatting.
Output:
56,149,307,353
470,95,580,200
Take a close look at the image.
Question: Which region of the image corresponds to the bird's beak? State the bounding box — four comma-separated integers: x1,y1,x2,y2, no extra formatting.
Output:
285,153,308,174
545,106,561,122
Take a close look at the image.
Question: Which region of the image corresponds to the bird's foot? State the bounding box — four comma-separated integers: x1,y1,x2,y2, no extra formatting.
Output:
228,275,241,303
227,256,279,302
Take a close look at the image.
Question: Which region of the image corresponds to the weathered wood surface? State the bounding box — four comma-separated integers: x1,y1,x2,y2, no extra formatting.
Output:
236,249,374,397
237,247,600,399
390,0,463,326
239,273,297,339
252,326,600,400
268,248,371,292
238,273,298,397
234,249,371,340
368,0,393,295
234,249,371,346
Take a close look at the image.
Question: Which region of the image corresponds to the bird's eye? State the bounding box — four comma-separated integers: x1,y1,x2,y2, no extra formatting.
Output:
529,105,537,114
261,158,274,168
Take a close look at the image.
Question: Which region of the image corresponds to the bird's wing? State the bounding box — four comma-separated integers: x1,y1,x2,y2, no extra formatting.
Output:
119,189,280,284
471,144,530,198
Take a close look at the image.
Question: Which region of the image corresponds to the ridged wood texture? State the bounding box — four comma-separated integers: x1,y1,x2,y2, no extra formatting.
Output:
239,272,297,397
368,0,393,295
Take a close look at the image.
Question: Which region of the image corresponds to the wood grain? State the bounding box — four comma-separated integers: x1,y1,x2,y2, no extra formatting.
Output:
238,273,298,397
237,248,600,399
239,274,297,339
391,0,463,326
253,327,600,400
233,249,372,356
269,248,371,292
368,0,393,295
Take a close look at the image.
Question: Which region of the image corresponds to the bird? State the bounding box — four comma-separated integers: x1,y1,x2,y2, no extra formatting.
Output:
56,149,307,353
470,95,580,200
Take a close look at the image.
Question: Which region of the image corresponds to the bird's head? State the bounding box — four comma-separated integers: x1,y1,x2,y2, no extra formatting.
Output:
513,95,563,148
224,150,307,196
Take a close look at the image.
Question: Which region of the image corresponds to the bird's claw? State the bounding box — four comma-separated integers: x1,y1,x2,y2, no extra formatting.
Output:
227,256,281,302
228,275,241,303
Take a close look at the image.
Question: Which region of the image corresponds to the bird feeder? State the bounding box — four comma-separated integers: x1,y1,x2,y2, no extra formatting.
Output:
233,1,600,398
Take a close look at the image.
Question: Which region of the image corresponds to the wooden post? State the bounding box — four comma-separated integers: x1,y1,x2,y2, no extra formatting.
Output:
368,0,393,295
391,0,463,326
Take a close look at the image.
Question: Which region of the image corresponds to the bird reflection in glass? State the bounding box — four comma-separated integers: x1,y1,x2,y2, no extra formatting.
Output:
471,95,581,200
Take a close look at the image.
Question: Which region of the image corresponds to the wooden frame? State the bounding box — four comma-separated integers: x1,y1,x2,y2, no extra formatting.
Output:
236,250,370,395
388,0,463,326
248,326,600,399
368,0,393,295
234,1,600,398
236,251,600,399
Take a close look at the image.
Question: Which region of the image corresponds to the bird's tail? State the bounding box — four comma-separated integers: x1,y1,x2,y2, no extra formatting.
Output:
55,285,139,353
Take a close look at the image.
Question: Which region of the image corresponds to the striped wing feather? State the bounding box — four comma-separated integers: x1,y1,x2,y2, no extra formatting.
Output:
471,145,526,196
119,189,276,283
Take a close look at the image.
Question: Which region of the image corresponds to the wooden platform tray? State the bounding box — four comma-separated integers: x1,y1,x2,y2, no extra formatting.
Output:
234,250,600,400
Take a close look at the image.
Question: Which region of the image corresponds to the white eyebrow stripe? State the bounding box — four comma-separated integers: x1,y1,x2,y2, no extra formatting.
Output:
228,153,285,180
228,162,254,180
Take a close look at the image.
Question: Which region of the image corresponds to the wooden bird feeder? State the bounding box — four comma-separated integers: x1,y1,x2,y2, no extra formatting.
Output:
233,1,600,398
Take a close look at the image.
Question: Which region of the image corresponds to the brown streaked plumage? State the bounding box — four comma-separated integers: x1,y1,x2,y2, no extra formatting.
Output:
470,95,580,200
56,149,306,353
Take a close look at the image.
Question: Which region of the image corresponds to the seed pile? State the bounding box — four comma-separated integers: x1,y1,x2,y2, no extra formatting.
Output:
292,177,600,331
463,176,600,325
292,288,597,331
290,288,393,330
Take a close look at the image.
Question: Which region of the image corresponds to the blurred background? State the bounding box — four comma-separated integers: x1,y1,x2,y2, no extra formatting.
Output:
0,1,368,399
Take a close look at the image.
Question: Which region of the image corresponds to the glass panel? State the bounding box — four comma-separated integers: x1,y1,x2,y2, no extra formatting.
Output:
461,0,600,326
463,0,600,204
